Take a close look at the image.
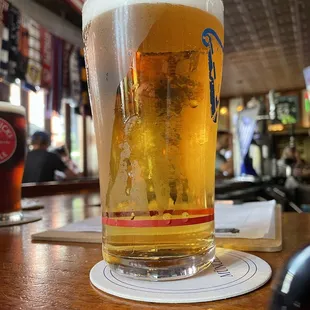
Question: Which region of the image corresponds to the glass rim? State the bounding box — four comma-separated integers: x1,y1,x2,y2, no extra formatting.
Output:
0,101,26,115
82,0,224,30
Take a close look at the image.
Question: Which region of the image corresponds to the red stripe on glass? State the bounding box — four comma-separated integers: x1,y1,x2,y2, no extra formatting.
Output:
102,214,214,227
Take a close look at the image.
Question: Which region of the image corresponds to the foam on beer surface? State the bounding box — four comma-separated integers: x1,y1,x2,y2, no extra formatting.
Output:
0,102,25,115
83,0,224,29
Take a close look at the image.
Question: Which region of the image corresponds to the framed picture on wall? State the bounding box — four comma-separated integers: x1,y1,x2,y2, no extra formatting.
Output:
273,95,299,125
302,90,310,128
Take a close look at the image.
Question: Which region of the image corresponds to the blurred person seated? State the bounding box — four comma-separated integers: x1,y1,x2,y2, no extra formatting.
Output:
278,146,302,167
216,130,233,177
53,146,82,179
278,146,310,179
23,131,78,183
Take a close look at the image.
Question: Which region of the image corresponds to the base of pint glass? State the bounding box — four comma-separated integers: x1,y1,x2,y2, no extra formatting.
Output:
108,245,216,281
0,211,23,223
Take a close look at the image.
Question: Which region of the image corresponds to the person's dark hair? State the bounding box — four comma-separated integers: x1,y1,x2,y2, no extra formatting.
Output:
54,146,67,157
31,131,51,147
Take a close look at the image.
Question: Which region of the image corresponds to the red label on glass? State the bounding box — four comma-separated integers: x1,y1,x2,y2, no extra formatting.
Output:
0,118,17,164
102,209,214,228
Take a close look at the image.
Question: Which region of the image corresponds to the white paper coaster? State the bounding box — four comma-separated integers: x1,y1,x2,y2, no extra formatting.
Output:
90,248,272,304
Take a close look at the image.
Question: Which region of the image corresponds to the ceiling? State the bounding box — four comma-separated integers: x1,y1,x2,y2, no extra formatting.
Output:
222,0,310,97
33,0,82,28
35,0,310,98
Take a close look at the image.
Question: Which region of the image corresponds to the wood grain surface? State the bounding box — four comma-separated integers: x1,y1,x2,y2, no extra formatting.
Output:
1,193,310,310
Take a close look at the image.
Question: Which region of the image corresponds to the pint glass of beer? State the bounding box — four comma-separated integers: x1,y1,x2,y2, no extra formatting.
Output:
83,0,224,280
0,102,26,224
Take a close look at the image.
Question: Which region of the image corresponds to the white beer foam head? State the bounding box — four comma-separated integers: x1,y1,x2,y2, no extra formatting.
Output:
0,102,25,115
83,0,224,30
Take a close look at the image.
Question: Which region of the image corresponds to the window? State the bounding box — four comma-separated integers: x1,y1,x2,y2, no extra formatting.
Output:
71,106,83,171
28,89,46,135
51,111,65,148
10,82,21,106
86,117,98,177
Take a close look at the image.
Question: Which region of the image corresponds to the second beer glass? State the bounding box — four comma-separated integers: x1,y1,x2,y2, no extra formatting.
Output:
0,102,26,224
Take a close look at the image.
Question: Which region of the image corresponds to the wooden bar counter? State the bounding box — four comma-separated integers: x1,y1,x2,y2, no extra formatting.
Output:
1,193,310,310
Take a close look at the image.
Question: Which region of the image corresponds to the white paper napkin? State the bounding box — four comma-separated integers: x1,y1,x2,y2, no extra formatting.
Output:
215,200,276,239
54,200,277,240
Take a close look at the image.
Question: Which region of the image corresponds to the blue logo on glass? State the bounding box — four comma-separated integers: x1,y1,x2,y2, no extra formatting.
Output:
202,28,224,123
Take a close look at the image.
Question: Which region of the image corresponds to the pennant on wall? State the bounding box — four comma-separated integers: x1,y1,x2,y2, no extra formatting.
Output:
17,15,29,81
52,37,63,113
40,27,52,89
0,1,9,78
62,42,73,98
0,0,4,46
79,48,91,116
25,18,42,90
69,47,81,105
7,3,20,83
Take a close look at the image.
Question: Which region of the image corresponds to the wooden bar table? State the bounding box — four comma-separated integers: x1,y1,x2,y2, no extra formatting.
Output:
1,193,310,310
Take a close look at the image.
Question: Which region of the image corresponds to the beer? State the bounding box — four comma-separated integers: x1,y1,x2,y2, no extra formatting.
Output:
83,0,224,280
0,102,26,221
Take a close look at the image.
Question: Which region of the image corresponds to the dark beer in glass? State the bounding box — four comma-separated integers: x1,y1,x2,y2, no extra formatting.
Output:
0,102,26,223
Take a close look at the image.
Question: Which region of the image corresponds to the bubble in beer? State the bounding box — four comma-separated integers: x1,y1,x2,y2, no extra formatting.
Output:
163,213,172,225
125,159,133,196
182,212,189,218
163,213,172,220
125,187,131,196
190,100,199,108
182,212,189,223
